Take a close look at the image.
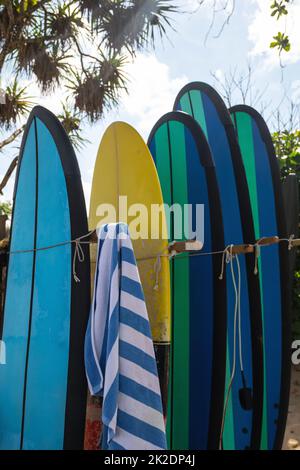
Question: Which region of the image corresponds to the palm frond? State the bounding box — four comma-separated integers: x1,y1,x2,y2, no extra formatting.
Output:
58,100,89,150
66,51,127,122
66,70,107,122
1,0,179,129
48,2,83,41
32,44,72,92
99,51,128,90
97,0,177,53
0,79,33,130
79,0,112,30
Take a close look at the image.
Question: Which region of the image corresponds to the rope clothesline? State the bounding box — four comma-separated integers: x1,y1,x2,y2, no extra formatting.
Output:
0,230,298,284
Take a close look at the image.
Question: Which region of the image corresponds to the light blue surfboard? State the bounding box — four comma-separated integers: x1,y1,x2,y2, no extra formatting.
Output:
0,106,90,450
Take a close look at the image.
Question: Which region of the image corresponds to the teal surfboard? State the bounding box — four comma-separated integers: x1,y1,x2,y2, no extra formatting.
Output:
174,83,264,449
148,112,227,449
0,106,90,449
230,105,291,450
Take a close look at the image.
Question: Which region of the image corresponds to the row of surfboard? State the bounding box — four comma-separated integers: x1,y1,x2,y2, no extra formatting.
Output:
0,82,291,450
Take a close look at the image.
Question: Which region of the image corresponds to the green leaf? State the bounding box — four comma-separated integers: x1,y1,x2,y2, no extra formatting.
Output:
270,0,289,20
270,31,291,53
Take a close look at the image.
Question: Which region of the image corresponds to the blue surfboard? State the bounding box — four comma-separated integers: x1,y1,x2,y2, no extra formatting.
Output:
174,83,264,449
0,106,90,449
148,111,226,449
230,105,291,450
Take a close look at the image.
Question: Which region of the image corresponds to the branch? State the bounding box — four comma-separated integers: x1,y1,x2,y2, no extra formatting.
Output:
0,38,10,71
213,0,236,39
0,156,18,195
210,68,237,107
0,0,52,72
203,0,236,44
211,61,271,114
25,0,52,16
0,2,14,71
4,1,14,23
0,126,25,151
204,0,217,45
71,35,102,75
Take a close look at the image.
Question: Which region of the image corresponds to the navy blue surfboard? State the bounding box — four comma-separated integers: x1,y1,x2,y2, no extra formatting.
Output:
174,83,264,449
230,105,291,450
148,112,226,449
0,106,90,449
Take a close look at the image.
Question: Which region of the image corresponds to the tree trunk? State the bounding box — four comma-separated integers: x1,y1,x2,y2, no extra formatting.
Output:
0,156,18,195
0,126,24,151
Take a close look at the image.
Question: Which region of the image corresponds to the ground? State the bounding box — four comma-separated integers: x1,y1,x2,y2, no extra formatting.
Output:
283,365,300,450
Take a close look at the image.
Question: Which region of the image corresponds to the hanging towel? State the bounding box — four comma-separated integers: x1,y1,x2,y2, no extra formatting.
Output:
85,223,167,451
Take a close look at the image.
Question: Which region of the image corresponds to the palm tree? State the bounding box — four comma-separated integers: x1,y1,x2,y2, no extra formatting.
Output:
0,0,178,128
0,0,179,190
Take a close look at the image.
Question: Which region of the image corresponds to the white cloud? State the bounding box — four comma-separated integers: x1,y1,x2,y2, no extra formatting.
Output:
248,0,300,68
1,53,188,206
119,53,188,137
213,68,225,83
79,53,188,208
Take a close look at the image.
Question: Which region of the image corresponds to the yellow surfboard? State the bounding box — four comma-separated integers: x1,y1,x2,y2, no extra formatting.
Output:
85,122,171,448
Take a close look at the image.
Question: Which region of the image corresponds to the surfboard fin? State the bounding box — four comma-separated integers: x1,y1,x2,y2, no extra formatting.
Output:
239,371,253,411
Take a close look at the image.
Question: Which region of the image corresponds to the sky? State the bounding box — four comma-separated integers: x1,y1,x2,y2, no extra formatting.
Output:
1,0,300,207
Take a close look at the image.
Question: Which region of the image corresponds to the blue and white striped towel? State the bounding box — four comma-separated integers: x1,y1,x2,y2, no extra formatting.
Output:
85,223,167,450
